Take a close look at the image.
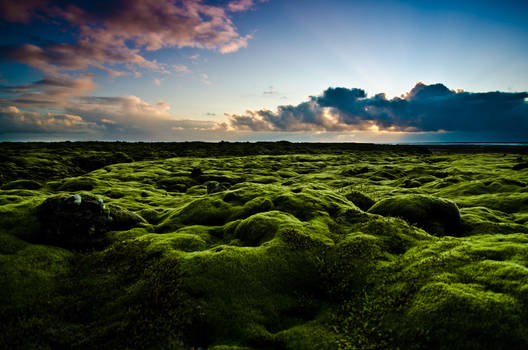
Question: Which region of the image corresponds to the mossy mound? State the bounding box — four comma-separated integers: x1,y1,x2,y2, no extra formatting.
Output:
233,211,299,246
56,177,98,191
368,194,461,236
403,282,525,349
342,189,375,211
1,179,42,190
158,197,233,232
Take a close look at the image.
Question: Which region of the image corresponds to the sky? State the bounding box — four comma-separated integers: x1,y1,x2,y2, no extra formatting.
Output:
0,0,527,142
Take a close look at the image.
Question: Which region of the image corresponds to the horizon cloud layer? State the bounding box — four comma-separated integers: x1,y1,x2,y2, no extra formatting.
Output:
228,83,528,139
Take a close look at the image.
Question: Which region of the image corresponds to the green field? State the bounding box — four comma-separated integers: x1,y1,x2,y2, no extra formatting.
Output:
1,142,528,349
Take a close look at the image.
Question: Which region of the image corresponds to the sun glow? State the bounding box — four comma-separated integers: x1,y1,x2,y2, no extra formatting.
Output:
369,123,380,132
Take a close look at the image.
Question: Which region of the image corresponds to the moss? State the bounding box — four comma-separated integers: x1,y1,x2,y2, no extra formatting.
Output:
157,197,233,232
107,204,147,230
157,176,197,192
274,322,338,350
2,145,528,349
368,194,461,236
180,242,324,347
239,196,274,217
279,226,334,250
274,189,351,220
0,244,72,309
137,232,209,253
57,177,98,191
342,189,375,211
0,196,42,241
402,282,526,349
137,207,166,224
1,179,42,190
233,211,300,246
0,232,27,254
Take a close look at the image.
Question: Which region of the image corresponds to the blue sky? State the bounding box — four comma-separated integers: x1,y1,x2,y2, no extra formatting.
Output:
0,0,527,142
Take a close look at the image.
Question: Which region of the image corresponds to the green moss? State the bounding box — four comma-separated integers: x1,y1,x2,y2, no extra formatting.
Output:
57,177,98,191
341,189,375,211
402,282,526,349
157,197,233,232
368,194,461,236
1,179,42,190
0,196,42,241
180,242,324,347
0,232,27,254
234,211,300,246
274,322,338,350
2,146,528,349
0,244,72,309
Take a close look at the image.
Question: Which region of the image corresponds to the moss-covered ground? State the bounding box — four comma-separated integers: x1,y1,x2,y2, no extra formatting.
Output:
1,143,528,349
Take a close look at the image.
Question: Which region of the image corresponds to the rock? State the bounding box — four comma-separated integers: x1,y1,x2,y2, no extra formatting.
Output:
368,194,461,236
37,194,111,249
207,181,226,194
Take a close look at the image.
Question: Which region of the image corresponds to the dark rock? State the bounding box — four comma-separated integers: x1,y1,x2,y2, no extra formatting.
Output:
37,194,111,250
207,181,226,194
368,194,461,236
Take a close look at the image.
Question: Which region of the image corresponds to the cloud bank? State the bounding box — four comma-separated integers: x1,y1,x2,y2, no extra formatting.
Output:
1,82,526,141
0,94,228,140
228,82,528,138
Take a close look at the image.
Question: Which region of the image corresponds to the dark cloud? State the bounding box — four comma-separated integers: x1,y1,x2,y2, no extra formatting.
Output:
228,82,528,137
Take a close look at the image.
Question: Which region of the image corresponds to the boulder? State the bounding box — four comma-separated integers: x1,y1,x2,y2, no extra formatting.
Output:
207,181,226,194
38,194,111,249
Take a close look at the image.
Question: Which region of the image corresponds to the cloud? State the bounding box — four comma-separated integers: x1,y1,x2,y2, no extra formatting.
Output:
228,0,268,12
228,0,255,12
0,74,98,107
0,105,96,134
173,64,190,73
153,78,162,86
201,73,212,85
63,95,226,137
0,94,228,139
263,86,278,95
227,82,528,137
0,0,258,77
0,0,48,22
